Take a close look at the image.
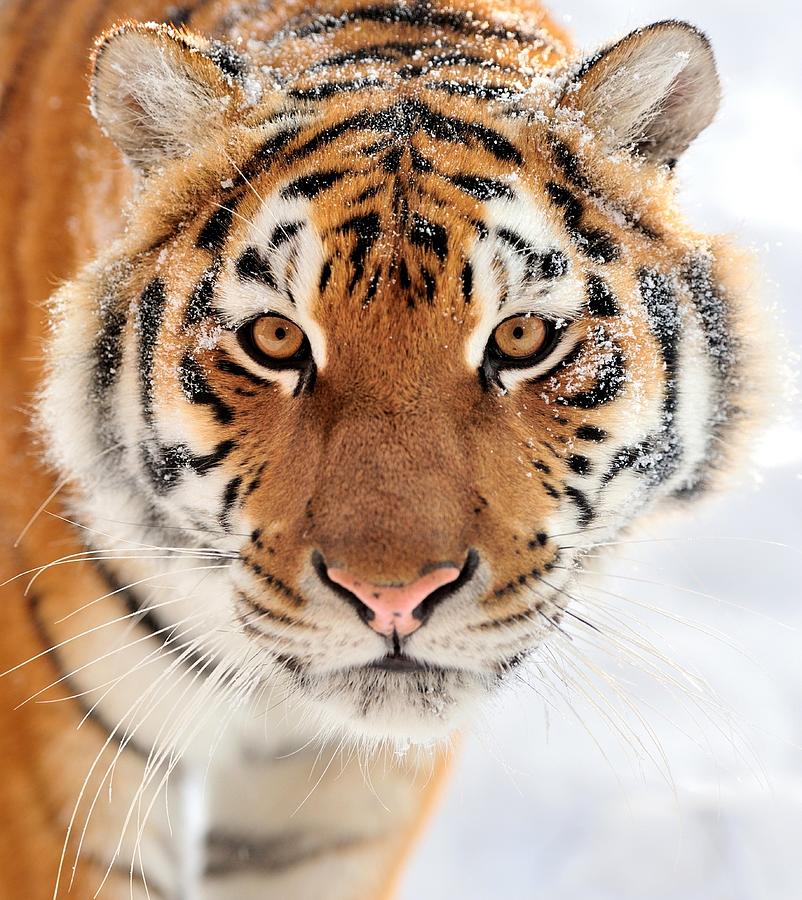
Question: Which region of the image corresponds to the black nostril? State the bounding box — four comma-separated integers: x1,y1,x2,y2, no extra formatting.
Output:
412,548,480,626
311,550,376,625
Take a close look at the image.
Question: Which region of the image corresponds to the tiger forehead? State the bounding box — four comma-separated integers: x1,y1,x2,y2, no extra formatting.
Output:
222,110,575,316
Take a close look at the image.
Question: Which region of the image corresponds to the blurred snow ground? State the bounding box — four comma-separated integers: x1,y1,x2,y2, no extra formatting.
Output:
401,2,802,898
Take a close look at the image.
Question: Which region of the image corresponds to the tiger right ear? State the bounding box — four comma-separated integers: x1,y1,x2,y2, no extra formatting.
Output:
560,21,720,166
90,22,252,172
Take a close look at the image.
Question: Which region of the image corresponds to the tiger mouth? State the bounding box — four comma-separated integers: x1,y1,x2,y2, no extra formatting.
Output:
363,652,444,674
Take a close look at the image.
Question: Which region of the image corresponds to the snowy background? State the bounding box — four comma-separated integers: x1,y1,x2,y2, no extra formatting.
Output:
402,2,802,898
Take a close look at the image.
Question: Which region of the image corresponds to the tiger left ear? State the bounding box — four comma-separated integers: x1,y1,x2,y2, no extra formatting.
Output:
90,22,252,173
560,21,720,166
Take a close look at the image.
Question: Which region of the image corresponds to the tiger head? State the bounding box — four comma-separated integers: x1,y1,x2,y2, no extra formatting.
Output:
41,11,752,744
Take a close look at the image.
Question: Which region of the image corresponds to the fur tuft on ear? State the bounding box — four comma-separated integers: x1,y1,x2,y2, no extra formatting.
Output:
561,21,720,166
90,22,253,172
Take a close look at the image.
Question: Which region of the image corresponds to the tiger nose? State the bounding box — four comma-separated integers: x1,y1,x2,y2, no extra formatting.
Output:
324,564,462,637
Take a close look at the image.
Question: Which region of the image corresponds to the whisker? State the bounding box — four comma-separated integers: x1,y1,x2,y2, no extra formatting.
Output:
13,443,123,548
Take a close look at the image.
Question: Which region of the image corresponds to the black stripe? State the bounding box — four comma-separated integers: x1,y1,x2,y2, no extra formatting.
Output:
319,259,332,293
555,330,627,409
236,247,278,290
639,269,680,416
240,125,302,180
426,79,522,101
601,443,648,484
205,830,367,878
283,98,522,167
445,173,513,201
137,279,167,425
421,266,436,304
567,454,592,476
197,196,241,251
497,229,570,282
337,212,381,289
220,476,242,530
564,485,595,527
381,146,404,173
575,424,607,442
178,354,234,425
94,304,127,393
684,255,734,385
307,42,524,75
461,261,473,303
409,212,447,261
184,259,222,326
142,440,236,493
550,138,659,240
287,3,547,44
409,146,433,172
364,267,381,305
674,254,738,494
310,41,425,69
638,268,683,483
281,169,347,199
288,77,387,101
546,182,619,264
216,356,272,387
585,274,619,317
271,222,302,247
95,562,224,676
242,559,306,606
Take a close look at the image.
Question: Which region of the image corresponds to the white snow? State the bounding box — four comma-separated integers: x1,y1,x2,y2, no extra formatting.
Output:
400,1,802,897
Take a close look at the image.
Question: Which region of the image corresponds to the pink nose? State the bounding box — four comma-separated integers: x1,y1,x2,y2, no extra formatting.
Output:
326,566,462,637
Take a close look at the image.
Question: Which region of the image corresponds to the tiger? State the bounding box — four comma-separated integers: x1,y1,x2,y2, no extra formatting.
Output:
0,0,760,897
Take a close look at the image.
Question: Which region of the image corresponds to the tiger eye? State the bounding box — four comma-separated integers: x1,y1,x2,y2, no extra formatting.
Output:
250,315,305,361
493,315,549,359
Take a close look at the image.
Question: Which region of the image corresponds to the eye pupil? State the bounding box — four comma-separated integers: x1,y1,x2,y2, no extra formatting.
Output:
512,326,525,339
275,327,286,340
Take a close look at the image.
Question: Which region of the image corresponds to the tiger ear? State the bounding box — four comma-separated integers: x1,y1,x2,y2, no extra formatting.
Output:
90,22,252,172
560,21,720,166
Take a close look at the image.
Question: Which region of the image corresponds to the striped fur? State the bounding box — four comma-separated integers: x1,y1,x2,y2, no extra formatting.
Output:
0,0,760,896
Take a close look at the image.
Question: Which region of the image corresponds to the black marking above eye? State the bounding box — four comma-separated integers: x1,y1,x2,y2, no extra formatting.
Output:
270,221,303,247
236,247,278,290
586,274,620,317
545,182,620,264
497,229,569,282
541,250,570,279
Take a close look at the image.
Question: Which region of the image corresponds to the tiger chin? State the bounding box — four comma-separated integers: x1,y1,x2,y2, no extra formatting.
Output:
1,0,762,896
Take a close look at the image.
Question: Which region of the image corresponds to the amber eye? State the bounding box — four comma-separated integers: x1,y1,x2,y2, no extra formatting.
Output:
491,315,552,362
239,314,309,368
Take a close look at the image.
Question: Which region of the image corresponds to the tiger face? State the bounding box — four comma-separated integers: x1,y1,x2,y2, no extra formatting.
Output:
41,12,747,743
